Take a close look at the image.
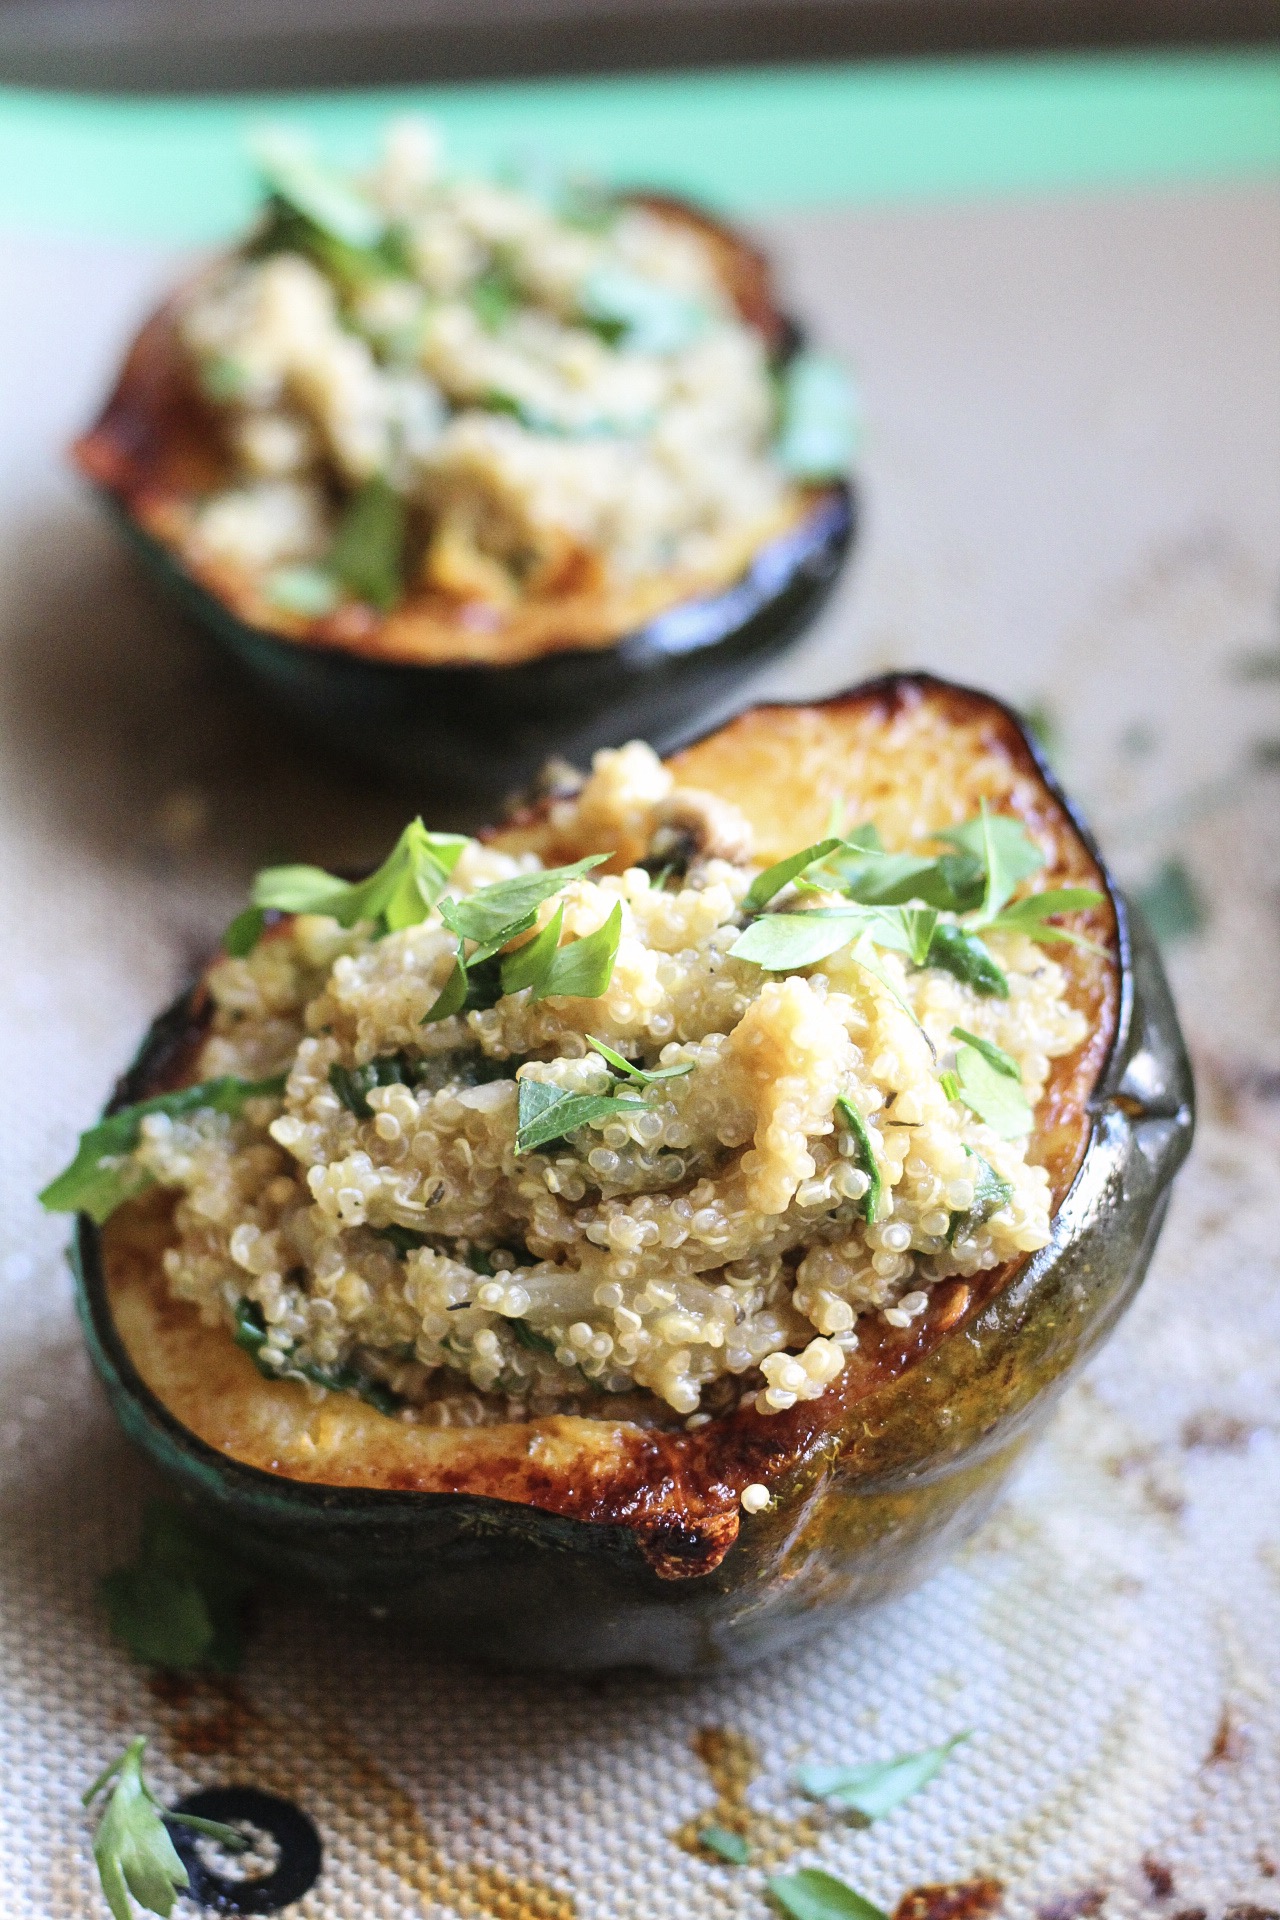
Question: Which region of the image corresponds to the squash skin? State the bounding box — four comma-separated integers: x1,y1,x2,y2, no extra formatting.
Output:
72,195,855,801
68,678,1193,1672
101,487,853,800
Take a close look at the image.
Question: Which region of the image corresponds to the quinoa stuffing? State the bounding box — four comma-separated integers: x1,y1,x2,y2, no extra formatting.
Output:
167,121,851,637
44,742,1100,1428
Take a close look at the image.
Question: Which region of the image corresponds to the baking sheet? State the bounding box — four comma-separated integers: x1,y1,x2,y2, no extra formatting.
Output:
1,165,1278,1920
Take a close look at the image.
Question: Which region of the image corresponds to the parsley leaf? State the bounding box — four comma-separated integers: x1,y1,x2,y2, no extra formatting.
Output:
39,1076,287,1224
439,858,607,950
701,1825,751,1864
775,351,860,482
84,1737,245,1920
327,475,407,613
498,903,565,996
835,1094,882,1223
767,1869,889,1920
794,1733,970,1817
924,924,1009,998
982,885,1106,949
529,901,623,1000
514,1079,644,1155
949,1150,1014,1243
101,1503,256,1674
951,1036,1033,1138
579,265,706,354
951,1028,1019,1078
743,837,846,912
222,905,266,957
585,1036,694,1086
253,130,385,251
730,908,878,971
938,805,1045,921
253,819,469,934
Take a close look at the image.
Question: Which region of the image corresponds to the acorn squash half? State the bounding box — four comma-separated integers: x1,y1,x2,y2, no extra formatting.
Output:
70,676,1192,1673
72,196,854,801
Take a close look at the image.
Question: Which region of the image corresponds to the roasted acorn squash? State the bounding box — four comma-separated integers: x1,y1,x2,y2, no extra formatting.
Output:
70,676,1192,1672
72,196,854,801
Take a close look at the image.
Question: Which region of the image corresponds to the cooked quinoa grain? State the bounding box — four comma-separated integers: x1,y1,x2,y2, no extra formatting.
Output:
132,742,1088,1424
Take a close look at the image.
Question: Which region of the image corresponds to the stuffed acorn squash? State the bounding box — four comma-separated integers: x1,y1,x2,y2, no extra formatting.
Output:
50,676,1192,1672
73,125,855,797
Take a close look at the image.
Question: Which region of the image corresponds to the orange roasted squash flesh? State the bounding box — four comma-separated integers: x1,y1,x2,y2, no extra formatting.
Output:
100,677,1120,1579
72,198,830,672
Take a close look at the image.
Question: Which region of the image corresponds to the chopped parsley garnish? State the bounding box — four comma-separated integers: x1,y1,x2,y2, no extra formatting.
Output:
794,1732,970,1817
700,1825,751,1864
509,1317,558,1356
234,1298,401,1415
327,474,407,613
585,1036,695,1086
514,1078,645,1155
252,819,469,937
375,1224,431,1256
39,1076,286,1224
729,806,1101,1001
948,1150,1014,1243
101,1502,256,1675
834,1095,882,1224
222,905,267,958
328,1053,425,1118
84,1737,245,1920
924,923,1009,998
947,1029,1033,1138
767,1869,888,1920
425,857,618,1019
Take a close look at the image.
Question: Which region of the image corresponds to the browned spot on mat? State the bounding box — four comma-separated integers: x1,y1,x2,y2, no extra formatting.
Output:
1223,1908,1280,1920
1257,1851,1279,1880
1180,1412,1265,1452
1037,1892,1105,1920
895,1880,1005,1920
1142,1856,1176,1900
672,1725,821,1869
1167,1909,1205,1920
1205,1708,1247,1766
145,1675,575,1920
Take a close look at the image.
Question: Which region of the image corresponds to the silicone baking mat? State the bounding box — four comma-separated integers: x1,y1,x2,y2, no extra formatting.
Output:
1,55,1279,1920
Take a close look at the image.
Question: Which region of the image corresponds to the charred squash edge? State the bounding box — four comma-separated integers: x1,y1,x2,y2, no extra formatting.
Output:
71,675,1192,1592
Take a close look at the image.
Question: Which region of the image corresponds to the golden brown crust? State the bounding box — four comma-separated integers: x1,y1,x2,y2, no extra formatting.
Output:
101,679,1120,1577
71,198,825,671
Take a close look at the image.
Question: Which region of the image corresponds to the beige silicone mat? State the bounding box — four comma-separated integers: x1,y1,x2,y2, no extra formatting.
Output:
2,181,1279,1920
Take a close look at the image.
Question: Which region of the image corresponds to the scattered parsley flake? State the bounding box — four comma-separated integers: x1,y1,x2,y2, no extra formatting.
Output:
767,1868,889,1920
794,1733,971,1818
585,1037,694,1086
514,1078,644,1155
101,1503,256,1675
253,819,469,935
700,1825,750,1864
328,475,407,613
84,1737,245,1920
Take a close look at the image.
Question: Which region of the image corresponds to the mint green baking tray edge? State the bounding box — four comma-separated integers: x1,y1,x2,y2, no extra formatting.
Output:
2,49,1278,243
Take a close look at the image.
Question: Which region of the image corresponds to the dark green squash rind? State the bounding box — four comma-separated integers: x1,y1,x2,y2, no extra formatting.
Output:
68,683,1193,1673
104,486,853,802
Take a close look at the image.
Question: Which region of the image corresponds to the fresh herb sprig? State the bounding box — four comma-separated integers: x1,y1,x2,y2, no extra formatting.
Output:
101,1503,256,1675
84,1738,245,1920
39,1076,287,1225
948,1149,1014,1244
